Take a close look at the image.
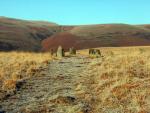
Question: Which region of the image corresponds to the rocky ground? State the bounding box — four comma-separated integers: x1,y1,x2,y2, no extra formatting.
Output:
0,56,100,113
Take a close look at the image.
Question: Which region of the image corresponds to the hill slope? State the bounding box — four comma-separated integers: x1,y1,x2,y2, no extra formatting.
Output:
0,17,61,51
1,17,150,51
42,24,150,51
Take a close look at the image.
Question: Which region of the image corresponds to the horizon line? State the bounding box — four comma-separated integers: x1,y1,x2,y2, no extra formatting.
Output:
0,16,150,26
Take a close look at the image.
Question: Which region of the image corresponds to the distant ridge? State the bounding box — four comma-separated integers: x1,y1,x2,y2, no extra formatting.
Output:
0,17,150,51
0,17,60,51
42,23,150,51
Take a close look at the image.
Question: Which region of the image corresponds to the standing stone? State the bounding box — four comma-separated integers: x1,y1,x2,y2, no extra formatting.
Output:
49,49,54,56
69,47,76,55
89,48,101,58
95,49,101,58
89,49,94,55
57,46,65,58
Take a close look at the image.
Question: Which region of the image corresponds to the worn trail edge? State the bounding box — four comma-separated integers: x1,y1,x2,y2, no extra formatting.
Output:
1,56,98,113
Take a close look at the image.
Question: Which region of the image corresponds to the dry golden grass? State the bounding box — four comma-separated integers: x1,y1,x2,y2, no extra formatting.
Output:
1,46,150,113
78,46,150,113
0,52,52,95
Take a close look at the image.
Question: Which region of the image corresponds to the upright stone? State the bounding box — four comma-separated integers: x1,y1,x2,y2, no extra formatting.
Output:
89,48,101,58
49,49,54,56
89,49,94,55
69,47,76,55
94,49,101,58
57,46,65,58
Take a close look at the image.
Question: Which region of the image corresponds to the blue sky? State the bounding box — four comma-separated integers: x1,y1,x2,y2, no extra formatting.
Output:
0,0,150,25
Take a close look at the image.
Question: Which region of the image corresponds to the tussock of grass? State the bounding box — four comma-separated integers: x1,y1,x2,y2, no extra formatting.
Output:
0,51,52,97
78,46,150,113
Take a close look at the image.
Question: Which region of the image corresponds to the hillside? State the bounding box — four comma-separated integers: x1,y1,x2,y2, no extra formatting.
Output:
0,17,61,51
42,24,150,51
1,17,150,51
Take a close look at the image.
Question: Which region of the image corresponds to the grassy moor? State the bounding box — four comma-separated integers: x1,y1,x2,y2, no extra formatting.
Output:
1,1,150,112
0,47,150,113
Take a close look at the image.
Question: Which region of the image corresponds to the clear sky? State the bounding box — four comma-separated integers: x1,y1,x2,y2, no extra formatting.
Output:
0,0,150,25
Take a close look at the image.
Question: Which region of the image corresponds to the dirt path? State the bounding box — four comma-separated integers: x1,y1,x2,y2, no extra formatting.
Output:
0,56,96,113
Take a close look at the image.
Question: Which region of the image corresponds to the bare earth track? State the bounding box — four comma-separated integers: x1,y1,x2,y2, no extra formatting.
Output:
0,56,97,113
